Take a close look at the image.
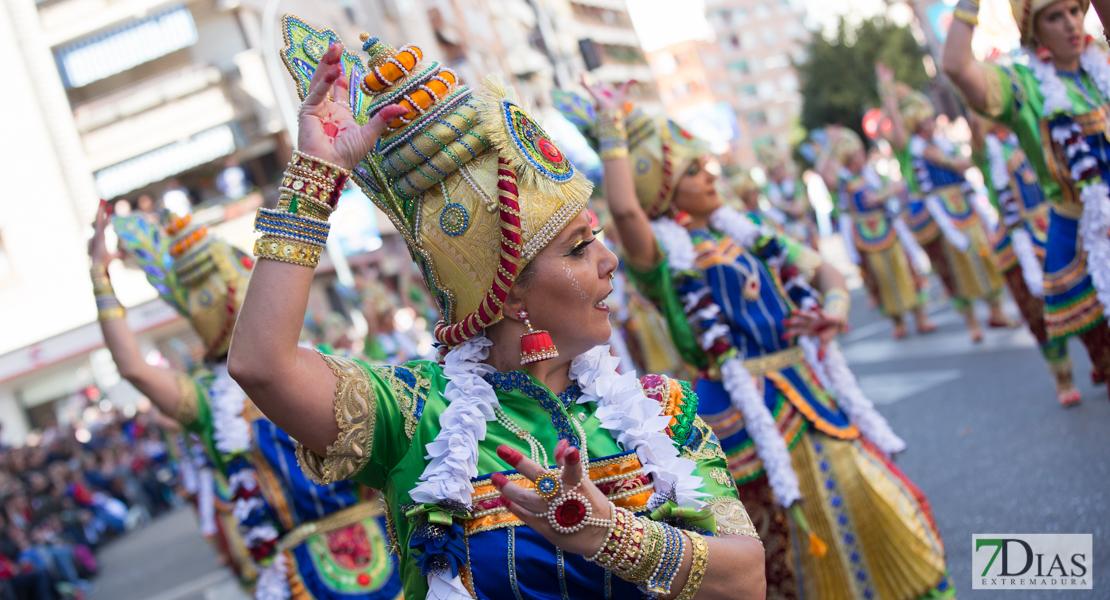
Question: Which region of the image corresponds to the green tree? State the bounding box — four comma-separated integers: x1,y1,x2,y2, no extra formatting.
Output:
798,16,930,143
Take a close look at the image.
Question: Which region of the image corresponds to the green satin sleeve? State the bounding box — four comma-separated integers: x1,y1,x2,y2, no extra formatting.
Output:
973,147,999,211
172,373,225,473
623,249,708,371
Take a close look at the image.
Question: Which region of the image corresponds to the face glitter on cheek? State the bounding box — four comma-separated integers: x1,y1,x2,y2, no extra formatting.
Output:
561,261,589,300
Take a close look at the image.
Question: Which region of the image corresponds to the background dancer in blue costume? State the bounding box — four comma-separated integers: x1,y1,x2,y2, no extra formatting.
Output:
89,202,402,600
557,80,956,600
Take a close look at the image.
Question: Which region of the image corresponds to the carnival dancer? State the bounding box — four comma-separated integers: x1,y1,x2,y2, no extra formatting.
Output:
968,112,1081,405
89,203,402,600
725,164,787,233
555,81,955,599
760,147,820,250
228,19,766,600
942,0,1110,395
879,67,1017,342
817,127,937,339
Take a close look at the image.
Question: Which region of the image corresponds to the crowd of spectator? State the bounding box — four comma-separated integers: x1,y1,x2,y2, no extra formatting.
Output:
0,412,181,600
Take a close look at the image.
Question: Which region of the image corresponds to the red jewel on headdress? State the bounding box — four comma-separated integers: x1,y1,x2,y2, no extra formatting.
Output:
537,137,563,163
554,497,587,529
357,573,371,587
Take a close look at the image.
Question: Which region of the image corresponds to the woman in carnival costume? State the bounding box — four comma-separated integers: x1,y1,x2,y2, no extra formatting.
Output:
759,147,820,250
816,127,937,339
89,204,402,600
967,112,1081,405
879,67,1017,343
228,18,766,600
942,0,1110,396
555,82,955,599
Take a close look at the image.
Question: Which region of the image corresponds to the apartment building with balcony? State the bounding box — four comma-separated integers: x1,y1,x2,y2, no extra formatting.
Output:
0,0,445,444
705,0,809,157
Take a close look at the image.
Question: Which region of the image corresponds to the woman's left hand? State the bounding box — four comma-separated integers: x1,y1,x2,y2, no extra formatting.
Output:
297,42,409,171
783,308,844,360
492,439,611,557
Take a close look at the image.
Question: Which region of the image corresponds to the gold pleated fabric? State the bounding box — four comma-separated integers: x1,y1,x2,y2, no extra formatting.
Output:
792,432,948,600
941,222,1005,301
864,238,920,317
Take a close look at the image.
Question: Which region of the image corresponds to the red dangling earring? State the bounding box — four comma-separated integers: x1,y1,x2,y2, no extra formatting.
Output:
1036,44,1053,62
518,310,558,365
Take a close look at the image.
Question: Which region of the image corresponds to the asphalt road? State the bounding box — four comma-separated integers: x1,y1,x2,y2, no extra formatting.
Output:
91,287,1109,600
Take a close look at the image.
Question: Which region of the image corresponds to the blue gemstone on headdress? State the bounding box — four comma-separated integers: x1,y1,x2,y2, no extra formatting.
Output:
362,36,381,52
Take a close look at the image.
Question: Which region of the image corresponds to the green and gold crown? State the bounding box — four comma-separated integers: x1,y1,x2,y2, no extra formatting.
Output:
280,16,592,345
113,212,253,359
552,90,706,219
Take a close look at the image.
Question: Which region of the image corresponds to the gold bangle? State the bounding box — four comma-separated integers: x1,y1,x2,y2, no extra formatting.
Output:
253,235,323,268
952,8,978,26
278,194,334,221
674,531,708,600
98,306,126,322
596,110,629,161
823,288,851,323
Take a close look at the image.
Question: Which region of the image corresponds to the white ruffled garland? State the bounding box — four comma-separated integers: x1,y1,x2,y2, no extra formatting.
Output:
924,195,971,251
1011,227,1046,297
892,217,931,274
719,357,801,506
798,338,906,456
1026,45,1110,315
255,554,291,600
210,364,288,600
570,346,707,510
985,133,1045,296
410,336,706,600
839,213,862,265
210,364,252,455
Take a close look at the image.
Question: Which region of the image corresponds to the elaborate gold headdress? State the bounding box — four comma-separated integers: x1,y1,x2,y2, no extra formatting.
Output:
1010,0,1089,47
895,83,935,134
755,145,786,172
827,127,864,167
551,91,707,219
280,17,591,346
723,164,760,197
113,213,253,359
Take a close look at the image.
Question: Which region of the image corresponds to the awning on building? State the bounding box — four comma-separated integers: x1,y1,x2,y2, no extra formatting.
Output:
55,5,197,88
94,124,236,199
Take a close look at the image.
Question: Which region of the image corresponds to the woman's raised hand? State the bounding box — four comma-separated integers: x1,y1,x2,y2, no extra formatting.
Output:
297,42,409,171
492,439,612,557
581,74,634,113
88,200,115,268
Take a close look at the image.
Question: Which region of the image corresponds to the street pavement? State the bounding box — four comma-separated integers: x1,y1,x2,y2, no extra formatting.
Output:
91,288,1109,600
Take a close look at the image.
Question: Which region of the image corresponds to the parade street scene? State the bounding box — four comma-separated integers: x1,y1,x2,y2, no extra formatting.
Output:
1,0,1108,598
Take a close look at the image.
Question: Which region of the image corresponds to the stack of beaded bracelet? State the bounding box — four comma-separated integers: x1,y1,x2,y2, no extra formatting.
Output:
255,208,331,246
91,265,125,322
255,151,350,268
280,150,350,210
952,0,979,26
822,287,851,324
596,111,629,161
587,506,698,597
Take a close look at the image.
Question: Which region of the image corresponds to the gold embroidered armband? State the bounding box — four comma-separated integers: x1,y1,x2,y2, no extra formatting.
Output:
706,496,760,540
792,246,824,282
982,66,1006,119
294,352,376,485
173,372,199,426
